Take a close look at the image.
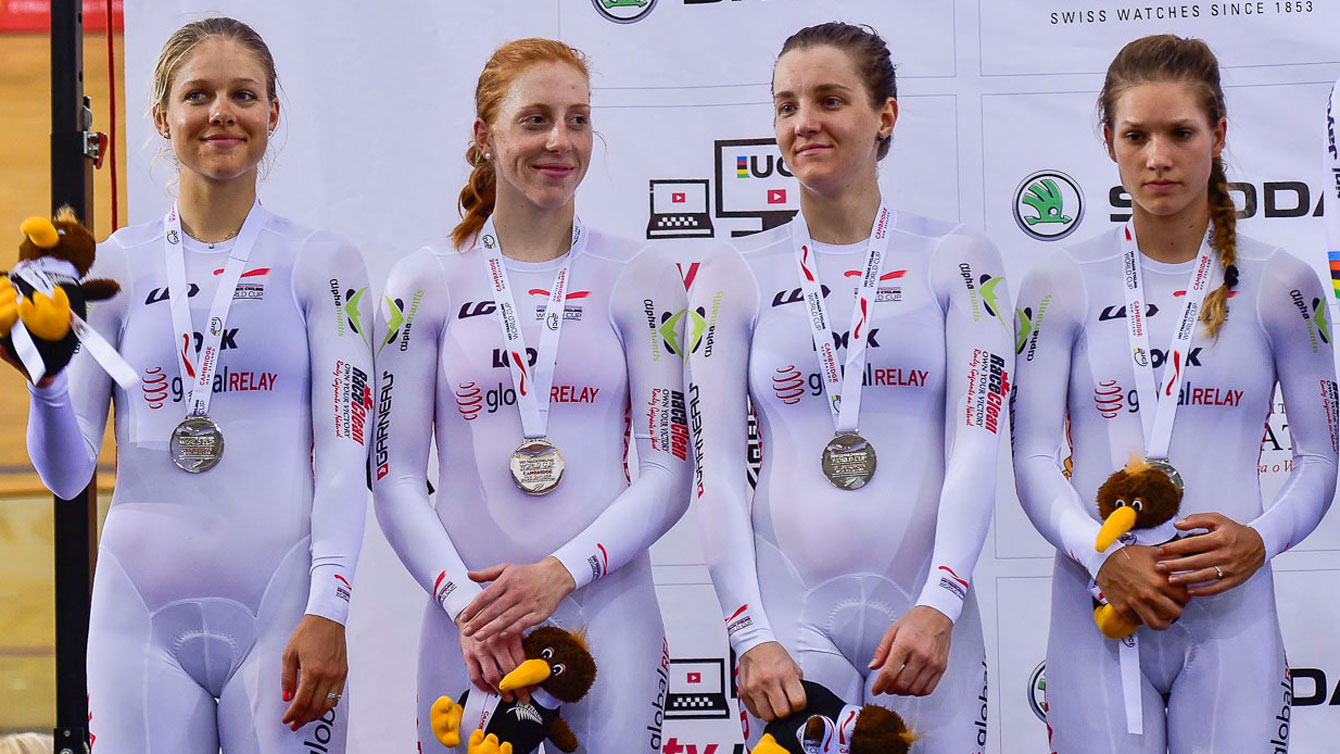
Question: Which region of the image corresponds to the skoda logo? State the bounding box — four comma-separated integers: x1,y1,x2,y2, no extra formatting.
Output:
1028,661,1048,722
592,0,657,23
1014,170,1084,241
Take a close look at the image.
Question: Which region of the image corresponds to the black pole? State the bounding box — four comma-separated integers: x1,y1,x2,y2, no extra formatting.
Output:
50,1,96,751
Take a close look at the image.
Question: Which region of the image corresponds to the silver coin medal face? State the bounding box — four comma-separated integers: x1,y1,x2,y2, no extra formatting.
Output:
510,437,565,495
170,415,225,473
821,432,876,490
1145,458,1185,495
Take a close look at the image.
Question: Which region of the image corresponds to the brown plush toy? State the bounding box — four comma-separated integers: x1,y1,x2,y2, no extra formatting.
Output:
752,680,918,754
1091,454,1184,638
0,207,120,379
430,626,597,754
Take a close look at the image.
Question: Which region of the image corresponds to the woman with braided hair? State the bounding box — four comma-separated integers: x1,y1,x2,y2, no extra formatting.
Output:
1012,34,1337,752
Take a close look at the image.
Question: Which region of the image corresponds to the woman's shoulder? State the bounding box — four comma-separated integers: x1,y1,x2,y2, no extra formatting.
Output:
1059,224,1124,267
387,240,459,289
101,216,164,254
719,222,790,263
262,213,357,255
888,209,963,244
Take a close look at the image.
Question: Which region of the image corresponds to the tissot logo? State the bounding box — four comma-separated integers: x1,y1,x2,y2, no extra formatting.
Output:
1014,170,1084,241
591,0,657,23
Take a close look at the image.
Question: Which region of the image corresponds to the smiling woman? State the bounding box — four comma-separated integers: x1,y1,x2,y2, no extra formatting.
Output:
690,22,1011,752
372,37,690,754
10,16,372,752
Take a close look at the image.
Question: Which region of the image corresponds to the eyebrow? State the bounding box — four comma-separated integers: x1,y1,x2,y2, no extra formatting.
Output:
178,77,264,89
515,103,591,113
1118,116,1200,128
773,83,855,101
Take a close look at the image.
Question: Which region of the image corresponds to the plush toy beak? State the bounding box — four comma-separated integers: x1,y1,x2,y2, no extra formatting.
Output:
1096,505,1138,552
499,659,551,692
21,218,59,249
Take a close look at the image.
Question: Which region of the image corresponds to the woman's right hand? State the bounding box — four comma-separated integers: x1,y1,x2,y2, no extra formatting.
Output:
737,641,806,722
457,619,527,702
1095,544,1190,630
0,281,55,387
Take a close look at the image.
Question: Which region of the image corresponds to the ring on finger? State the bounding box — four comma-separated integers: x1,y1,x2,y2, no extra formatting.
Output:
326,692,342,702
1213,565,1224,580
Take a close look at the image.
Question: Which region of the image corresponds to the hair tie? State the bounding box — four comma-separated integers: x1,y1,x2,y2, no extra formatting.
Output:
1223,264,1239,288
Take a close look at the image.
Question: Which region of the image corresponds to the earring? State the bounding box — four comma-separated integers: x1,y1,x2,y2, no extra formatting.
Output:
484,151,492,160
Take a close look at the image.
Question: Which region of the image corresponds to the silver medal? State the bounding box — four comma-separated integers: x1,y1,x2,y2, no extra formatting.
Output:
510,437,565,495
170,415,225,473
821,432,876,490
1145,458,1184,494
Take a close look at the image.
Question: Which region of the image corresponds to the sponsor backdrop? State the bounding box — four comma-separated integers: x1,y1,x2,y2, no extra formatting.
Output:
119,1,1340,751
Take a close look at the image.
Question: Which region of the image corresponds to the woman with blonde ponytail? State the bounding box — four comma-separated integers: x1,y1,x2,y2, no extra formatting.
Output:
1013,34,1338,752
372,38,689,752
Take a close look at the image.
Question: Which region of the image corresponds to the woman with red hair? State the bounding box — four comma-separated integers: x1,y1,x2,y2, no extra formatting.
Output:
372,38,690,752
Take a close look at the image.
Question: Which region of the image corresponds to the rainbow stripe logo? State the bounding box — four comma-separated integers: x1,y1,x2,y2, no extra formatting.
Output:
1330,251,1340,298
736,155,748,178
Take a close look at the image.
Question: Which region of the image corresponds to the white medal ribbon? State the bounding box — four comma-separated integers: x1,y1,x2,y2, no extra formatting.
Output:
478,215,588,440
1118,635,1142,735
790,202,893,434
1121,221,1217,461
1112,220,1217,735
163,200,267,419
9,257,137,389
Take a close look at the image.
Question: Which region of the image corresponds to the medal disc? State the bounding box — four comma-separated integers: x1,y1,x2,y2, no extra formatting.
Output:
821,432,876,490
510,438,565,495
170,415,224,473
1145,458,1184,494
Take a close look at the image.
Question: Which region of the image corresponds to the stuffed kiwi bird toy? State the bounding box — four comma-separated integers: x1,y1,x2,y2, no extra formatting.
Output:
1091,454,1185,639
0,208,120,378
430,626,597,754
751,680,918,754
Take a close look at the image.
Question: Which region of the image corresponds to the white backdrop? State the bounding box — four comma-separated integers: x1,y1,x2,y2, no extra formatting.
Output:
121,2,1340,752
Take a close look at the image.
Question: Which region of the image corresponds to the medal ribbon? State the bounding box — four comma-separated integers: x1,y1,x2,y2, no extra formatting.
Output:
478,215,588,440
163,200,267,419
790,202,892,434
9,258,138,389
1121,221,1217,461
1113,220,1217,735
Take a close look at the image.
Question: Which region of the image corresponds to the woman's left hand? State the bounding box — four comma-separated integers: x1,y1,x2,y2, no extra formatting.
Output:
868,605,953,697
280,614,348,731
1155,512,1266,596
458,557,577,642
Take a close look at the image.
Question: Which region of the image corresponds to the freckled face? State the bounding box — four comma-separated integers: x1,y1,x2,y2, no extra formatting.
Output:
477,62,592,212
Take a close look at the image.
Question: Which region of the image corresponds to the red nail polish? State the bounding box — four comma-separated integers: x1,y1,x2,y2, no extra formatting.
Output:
283,691,292,702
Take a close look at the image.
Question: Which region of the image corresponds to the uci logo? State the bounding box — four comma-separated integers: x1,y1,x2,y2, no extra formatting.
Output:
480,234,496,249
167,229,180,245
1014,170,1084,242
591,0,657,23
